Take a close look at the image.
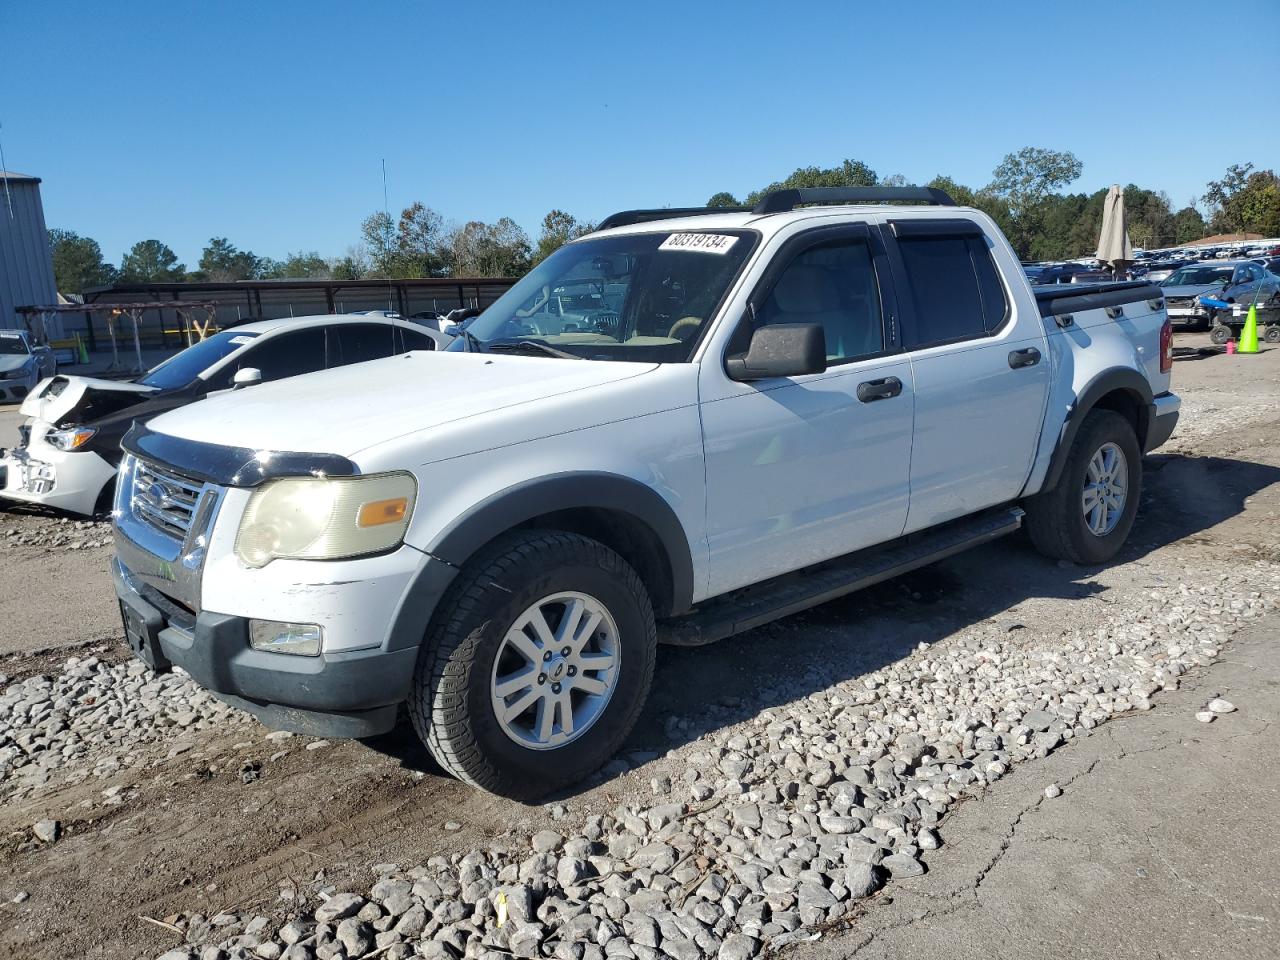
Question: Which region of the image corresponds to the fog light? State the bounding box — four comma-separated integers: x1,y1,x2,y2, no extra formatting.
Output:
248,619,322,656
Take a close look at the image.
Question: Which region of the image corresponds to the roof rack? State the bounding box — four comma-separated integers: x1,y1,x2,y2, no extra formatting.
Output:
596,206,750,231
752,186,955,213
595,187,956,232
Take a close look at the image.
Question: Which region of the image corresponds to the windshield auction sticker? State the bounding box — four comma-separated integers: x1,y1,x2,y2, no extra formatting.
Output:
659,233,738,254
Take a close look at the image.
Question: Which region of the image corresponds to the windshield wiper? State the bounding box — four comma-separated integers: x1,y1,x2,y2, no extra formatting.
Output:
486,339,583,360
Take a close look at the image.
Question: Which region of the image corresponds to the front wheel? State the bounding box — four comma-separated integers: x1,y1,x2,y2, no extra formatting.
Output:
1025,409,1142,565
1209,324,1232,345
409,530,656,797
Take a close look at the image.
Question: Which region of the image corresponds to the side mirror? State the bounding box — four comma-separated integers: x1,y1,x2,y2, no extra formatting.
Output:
726,323,826,382
232,367,263,389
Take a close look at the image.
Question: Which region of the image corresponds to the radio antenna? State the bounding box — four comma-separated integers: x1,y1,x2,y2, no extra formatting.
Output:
0,122,15,220
381,158,394,313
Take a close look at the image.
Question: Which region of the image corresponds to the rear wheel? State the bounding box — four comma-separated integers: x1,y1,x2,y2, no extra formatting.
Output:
1264,326,1280,344
1209,324,1232,345
1025,409,1142,565
409,530,656,797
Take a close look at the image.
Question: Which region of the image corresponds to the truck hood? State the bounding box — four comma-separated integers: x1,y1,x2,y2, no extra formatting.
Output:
18,375,157,425
145,351,658,457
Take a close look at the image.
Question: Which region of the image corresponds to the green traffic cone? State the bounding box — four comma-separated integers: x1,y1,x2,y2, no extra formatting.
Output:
76,333,89,364
1239,304,1259,354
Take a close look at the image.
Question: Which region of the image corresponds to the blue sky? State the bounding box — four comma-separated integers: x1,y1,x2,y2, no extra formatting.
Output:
3,0,1277,266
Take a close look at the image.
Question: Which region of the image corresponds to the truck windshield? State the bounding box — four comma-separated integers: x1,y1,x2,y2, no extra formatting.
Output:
138,330,259,391
0,334,30,355
449,229,757,362
1162,266,1233,286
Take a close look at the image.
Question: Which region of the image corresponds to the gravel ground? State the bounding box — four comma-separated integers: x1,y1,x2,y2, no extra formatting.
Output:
1,332,1278,959
98,567,1269,960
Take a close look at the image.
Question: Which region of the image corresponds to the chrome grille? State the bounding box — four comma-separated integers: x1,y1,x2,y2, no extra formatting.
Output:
131,459,204,539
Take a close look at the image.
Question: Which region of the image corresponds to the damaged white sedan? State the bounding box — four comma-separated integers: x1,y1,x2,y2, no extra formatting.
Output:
0,315,446,515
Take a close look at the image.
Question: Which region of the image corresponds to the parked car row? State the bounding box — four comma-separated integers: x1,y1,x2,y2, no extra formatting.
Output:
1159,260,1280,337
0,315,447,515
101,187,1178,796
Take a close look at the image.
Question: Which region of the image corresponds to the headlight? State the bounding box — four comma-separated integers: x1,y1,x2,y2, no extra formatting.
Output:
46,426,97,451
1,361,34,380
234,472,417,567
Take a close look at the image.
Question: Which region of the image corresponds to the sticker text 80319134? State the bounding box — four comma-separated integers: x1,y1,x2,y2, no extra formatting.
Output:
658,233,738,255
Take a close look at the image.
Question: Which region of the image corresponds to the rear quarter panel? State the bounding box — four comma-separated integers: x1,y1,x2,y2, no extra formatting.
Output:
1023,295,1169,495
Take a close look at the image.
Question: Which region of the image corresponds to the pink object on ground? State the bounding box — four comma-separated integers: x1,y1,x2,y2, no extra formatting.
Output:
1227,340,1237,354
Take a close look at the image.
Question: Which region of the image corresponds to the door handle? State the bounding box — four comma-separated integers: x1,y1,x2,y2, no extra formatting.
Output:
857,376,903,402
1008,347,1041,369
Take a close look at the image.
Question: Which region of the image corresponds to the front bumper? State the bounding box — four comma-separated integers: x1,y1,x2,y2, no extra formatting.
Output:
1146,392,1180,453
0,440,117,515
112,556,444,737
0,378,35,403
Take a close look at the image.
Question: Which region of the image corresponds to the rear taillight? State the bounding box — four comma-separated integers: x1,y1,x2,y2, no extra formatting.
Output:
1159,317,1173,373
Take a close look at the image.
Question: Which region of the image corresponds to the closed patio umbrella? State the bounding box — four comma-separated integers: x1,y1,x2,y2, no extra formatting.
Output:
1096,184,1133,277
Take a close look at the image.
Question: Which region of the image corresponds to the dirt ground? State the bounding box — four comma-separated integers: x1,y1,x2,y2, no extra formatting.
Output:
1,330,1278,959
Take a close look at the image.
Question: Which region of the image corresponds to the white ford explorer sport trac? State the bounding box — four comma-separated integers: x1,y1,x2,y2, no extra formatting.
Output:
111,187,1180,797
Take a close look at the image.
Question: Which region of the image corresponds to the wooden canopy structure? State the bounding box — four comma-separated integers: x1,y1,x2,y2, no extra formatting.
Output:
16,301,219,374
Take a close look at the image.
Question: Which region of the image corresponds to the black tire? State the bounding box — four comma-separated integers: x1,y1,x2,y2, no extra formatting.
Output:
1209,324,1232,345
1024,409,1142,565
408,530,656,798
1264,326,1280,344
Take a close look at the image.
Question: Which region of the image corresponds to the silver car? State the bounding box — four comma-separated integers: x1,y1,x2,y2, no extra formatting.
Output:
0,330,57,404
1159,260,1280,329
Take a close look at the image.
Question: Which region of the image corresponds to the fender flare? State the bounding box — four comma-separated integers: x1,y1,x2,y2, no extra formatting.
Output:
428,472,696,615
1040,368,1154,494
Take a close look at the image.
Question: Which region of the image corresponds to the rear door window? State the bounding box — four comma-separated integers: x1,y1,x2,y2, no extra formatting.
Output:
329,323,400,367
228,329,327,384
398,327,438,352
893,224,1009,348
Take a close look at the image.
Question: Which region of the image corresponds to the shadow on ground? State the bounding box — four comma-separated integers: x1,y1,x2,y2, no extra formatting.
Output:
362,452,1280,796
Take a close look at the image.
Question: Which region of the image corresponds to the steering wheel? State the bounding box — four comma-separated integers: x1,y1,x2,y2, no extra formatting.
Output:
667,316,703,341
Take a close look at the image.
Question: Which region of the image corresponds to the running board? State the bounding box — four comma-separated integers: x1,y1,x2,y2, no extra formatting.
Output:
659,507,1024,647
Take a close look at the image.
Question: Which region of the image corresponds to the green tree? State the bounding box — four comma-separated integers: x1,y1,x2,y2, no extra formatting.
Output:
260,251,331,279
743,158,878,206
533,209,594,265
1207,166,1280,236
396,202,447,276
1235,170,1280,237
48,228,115,294
445,218,532,277
329,245,370,281
197,237,262,281
705,191,741,208
1204,163,1253,232
360,211,398,276
118,239,185,283
1172,206,1207,244
987,147,1083,257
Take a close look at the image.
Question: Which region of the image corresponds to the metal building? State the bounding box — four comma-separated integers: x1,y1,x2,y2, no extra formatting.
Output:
0,171,60,336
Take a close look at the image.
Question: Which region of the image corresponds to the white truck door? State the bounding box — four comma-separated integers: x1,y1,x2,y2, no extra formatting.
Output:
883,218,1050,534
699,223,914,598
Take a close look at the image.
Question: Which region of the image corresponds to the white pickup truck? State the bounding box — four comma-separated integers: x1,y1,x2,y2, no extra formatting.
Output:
111,187,1179,797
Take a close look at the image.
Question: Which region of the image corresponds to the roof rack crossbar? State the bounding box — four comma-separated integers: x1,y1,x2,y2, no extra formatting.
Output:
596,206,751,231
752,186,956,214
